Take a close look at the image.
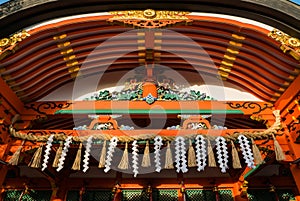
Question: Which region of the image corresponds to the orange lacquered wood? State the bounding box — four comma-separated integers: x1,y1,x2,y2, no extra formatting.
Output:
143,82,157,98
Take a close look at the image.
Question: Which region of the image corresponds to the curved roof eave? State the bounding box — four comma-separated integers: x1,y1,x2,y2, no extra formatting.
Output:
0,0,300,38
1,14,298,103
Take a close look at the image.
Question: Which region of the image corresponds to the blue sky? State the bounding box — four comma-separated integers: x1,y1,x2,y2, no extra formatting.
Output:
290,0,300,4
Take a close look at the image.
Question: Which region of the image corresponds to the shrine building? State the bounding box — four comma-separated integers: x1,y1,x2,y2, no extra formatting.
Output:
0,0,300,201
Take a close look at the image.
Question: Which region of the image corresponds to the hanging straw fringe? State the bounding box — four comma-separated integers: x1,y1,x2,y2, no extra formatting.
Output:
188,139,197,167
11,114,20,125
141,141,151,167
9,140,25,165
251,138,263,164
53,143,63,167
28,145,43,168
207,139,217,167
118,142,129,170
72,143,82,170
231,141,241,169
98,140,107,168
272,134,285,161
164,142,174,169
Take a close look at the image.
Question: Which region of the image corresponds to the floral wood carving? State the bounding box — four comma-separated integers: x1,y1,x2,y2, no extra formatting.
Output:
268,29,300,61
108,9,192,28
0,30,30,57
24,102,72,115
226,102,273,114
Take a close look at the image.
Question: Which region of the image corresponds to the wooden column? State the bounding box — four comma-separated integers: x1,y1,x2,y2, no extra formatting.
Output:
0,165,8,200
232,182,248,201
290,164,300,201
0,128,10,188
52,169,72,201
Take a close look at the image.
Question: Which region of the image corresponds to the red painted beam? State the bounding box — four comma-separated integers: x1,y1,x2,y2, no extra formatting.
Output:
0,76,24,114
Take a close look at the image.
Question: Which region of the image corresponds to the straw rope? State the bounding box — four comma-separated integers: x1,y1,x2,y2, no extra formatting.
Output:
9,110,281,143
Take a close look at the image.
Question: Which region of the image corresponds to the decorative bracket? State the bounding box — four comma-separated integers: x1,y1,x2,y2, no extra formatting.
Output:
0,30,30,60
108,9,192,28
182,115,211,129
88,115,118,130
268,29,300,61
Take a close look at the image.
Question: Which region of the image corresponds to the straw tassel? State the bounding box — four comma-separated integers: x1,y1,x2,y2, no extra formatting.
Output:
52,142,63,167
207,139,217,167
9,140,25,165
188,139,197,167
165,142,174,169
231,141,242,169
72,143,82,171
272,134,285,161
251,138,263,164
141,141,151,167
118,142,129,170
28,145,43,168
164,142,174,169
98,140,107,168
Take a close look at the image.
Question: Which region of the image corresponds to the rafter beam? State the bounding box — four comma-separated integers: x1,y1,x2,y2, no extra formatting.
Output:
0,76,24,114
275,73,300,111
23,101,274,116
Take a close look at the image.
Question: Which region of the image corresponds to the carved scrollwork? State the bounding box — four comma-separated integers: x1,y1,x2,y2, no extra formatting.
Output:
24,102,72,115
108,9,192,28
0,30,30,51
268,29,300,60
268,29,300,49
226,102,273,114
25,130,68,135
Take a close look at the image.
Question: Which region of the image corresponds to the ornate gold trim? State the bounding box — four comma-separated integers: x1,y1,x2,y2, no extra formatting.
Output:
0,30,30,59
108,9,192,28
218,33,245,80
268,29,300,61
53,33,81,78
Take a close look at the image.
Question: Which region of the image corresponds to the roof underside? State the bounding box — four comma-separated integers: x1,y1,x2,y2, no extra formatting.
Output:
1,0,300,38
0,0,299,180
0,14,299,103
0,0,299,105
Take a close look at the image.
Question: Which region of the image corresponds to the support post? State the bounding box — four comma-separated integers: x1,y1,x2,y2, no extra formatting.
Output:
290,164,300,200
0,143,9,187
178,181,185,201
232,181,248,201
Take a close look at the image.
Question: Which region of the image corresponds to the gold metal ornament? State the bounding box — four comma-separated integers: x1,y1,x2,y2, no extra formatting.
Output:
0,30,30,49
143,9,156,18
288,38,300,48
108,9,192,28
0,30,30,59
268,29,300,60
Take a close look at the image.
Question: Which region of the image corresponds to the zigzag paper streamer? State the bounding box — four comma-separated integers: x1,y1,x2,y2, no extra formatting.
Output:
42,135,54,171
215,137,229,173
57,136,72,172
83,136,93,172
132,140,139,177
238,135,255,168
175,136,188,173
195,135,207,171
154,136,163,172
104,137,118,173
